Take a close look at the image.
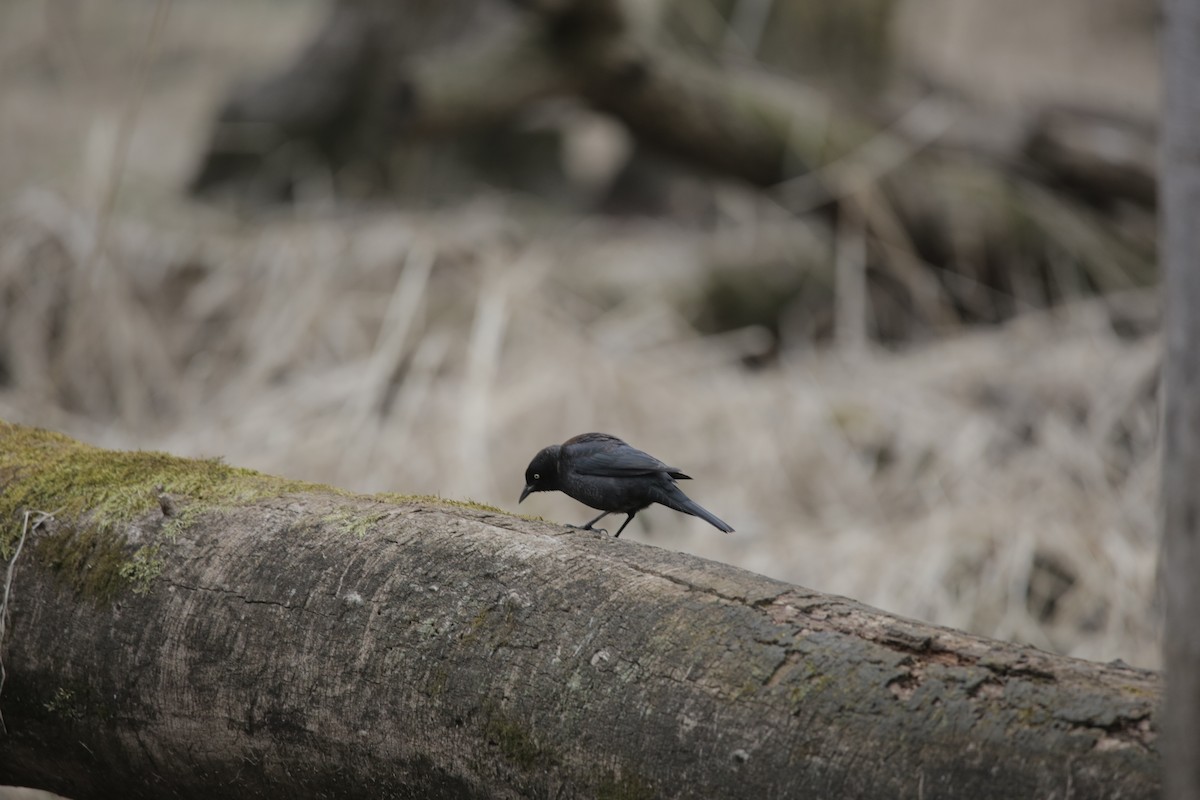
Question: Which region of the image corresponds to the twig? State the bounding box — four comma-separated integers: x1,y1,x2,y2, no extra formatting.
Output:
775,94,958,215
834,192,869,353
1,509,56,735
724,0,776,55
80,0,172,278
73,0,174,426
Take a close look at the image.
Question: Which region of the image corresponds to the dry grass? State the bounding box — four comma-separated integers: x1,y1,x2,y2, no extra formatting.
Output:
0,191,1163,667
895,0,1158,117
0,0,1163,669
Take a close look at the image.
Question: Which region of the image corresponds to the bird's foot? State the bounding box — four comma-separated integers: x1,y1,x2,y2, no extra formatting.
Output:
567,523,608,535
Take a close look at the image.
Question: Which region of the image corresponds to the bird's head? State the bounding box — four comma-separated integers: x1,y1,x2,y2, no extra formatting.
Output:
519,445,561,503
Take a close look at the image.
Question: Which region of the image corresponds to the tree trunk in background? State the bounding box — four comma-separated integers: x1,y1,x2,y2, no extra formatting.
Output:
187,0,1158,345
0,423,1162,799
1161,0,1200,797
187,0,514,202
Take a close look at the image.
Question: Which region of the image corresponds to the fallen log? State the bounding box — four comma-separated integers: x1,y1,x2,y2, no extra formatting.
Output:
0,422,1160,799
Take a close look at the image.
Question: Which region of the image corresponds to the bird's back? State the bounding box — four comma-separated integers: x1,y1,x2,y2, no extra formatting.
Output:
561,433,690,480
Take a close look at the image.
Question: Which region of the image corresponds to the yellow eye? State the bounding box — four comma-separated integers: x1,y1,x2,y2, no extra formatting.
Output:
533,473,540,480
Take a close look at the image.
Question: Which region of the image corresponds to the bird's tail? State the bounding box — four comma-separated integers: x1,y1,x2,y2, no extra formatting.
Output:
658,483,734,533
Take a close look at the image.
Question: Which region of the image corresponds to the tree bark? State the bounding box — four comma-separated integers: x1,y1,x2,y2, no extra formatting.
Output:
0,423,1161,799
1160,0,1200,797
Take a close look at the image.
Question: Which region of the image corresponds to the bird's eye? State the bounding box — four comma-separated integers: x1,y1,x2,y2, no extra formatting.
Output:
533,473,540,480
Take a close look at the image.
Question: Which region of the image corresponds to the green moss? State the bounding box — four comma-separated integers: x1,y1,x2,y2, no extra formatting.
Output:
0,422,534,604
459,607,495,648
371,492,509,516
160,502,208,540
483,704,559,771
460,600,524,652
36,523,133,604
40,682,118,723
321,509,392,539
596,771,656,800
43,687,82,720
0,422,333,602
788,667,832,706
426,667,449,698
469,607,492,631
0,423,328,543
328,494,544,537
119,544,165,594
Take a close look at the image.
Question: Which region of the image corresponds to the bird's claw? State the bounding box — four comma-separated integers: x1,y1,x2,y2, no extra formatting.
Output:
567,524,608,535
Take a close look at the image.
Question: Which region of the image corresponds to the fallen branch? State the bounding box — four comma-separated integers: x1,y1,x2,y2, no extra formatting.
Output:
0,422,1160,798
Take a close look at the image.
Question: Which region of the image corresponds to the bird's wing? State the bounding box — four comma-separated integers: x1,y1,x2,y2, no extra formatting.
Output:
570,440,687,478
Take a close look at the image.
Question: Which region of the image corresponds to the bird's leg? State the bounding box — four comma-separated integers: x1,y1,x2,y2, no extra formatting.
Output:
613,512,637,538
580,510,610,529
569,510,610,534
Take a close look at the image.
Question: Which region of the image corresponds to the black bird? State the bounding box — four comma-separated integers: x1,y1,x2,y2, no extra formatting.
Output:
519,432,734,538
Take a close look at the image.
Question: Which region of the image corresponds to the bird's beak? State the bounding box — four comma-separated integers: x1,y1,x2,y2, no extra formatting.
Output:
519,485,533,504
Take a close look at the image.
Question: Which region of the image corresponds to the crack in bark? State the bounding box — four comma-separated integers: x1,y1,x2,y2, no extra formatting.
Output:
1087,714,1156,752
164,580,299,611
763,651,802,689
618,561,787,607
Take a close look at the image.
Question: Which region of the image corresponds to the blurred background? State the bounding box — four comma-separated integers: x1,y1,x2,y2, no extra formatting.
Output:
0,0,1162,667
